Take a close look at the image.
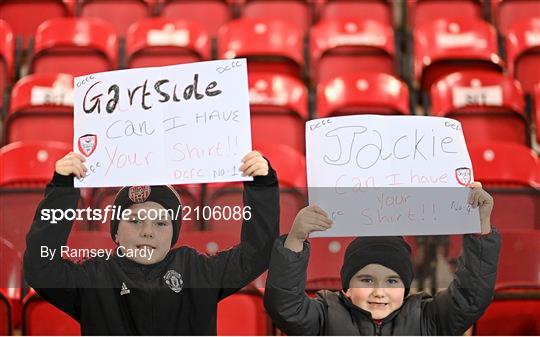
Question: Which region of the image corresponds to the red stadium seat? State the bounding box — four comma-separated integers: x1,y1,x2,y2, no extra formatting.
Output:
317,72,410,117
22,230,120,335
469,142,539,188
30,18,118,76
493,0,540,36
79,0,156,37
239,0,311,34
430,70,528,146
0,290,12,336
126,18,210,69
157,0,232,37
475,285,540,336
255,142,307,234
0,141,73,253
5,73,74,144
217,19,304,79
0,238,22,331
310,18,396,83
469,143,539,230
406,0,483,29
315,0,393,26
413,18,503,91
0,0,75,41
0,141,70,187
506,17,540,94
248,73,308,152
217,287,269,335
22,289,80,336
0,20,14,110
496,231,540,285
306,237,355,290
205,143,307,236
91,184,202,232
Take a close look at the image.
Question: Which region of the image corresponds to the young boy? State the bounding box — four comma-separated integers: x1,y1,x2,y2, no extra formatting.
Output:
24,150,279,335
264,183,500,335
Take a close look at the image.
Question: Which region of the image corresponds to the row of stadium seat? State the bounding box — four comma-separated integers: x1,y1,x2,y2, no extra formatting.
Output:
1,0,539,38
0,13,539,88
2,70,540,151
0,229,538,335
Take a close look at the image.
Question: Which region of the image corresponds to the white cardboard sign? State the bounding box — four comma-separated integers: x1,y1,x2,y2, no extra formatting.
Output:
306,115,480,237
73,59,252,187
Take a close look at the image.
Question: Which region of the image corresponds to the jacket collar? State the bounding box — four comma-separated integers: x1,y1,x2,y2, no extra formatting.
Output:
338,291,403,325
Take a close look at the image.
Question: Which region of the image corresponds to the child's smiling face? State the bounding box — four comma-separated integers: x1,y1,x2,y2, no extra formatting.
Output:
345,264,405,319
115,201,174,265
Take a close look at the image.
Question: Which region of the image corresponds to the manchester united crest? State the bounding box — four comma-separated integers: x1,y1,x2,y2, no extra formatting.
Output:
128,186,151,203
163,270,183,293
78,134,97,157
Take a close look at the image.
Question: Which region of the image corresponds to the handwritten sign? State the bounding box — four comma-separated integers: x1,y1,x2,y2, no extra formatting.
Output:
306,115,480,237
73,59,252,187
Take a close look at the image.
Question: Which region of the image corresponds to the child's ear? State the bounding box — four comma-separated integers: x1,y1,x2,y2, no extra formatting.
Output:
114,234,119,244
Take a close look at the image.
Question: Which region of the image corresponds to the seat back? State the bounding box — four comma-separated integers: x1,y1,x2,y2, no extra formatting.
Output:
126,18,210,69
506,17,540,94
158,0,231,36
307,237,355,290
22,289,80,336
79,0,155,36
6,73,74,144
241,0,310,34
414,18,503,90
468,142,539,188
310,18,395,83
407,0,483,28
217,18,304,79
249,73,308,152
494,0,540,35
217,287,269,335
317,72,410,117
316,0,393,26
0,0,74,41
430,70,528,145
31,18,118,76
497,231,540,285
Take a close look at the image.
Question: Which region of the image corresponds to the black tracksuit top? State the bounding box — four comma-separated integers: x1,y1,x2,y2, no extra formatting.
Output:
24,168,280,335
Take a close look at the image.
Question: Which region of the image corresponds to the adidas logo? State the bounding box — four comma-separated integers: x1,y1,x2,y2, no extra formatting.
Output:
120,282,130,295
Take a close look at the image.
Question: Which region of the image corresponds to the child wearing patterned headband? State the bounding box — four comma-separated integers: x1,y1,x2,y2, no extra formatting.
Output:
24,151,279,335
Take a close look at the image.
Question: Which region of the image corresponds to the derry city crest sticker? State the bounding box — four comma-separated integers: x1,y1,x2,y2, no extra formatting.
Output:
164,270,183,293
78,134,97,157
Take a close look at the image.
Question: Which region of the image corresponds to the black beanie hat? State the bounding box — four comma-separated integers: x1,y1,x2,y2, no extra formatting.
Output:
110,185,182,246
340,236,413,297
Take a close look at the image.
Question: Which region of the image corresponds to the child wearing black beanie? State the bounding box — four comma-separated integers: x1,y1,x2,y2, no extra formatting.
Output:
264,183,501,335
24,151,280,335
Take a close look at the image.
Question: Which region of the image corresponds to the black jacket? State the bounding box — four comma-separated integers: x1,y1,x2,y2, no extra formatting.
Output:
24,169,280,335
264,232,501,335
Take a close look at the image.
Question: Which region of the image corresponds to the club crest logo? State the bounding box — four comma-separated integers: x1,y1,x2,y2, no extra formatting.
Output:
455,167,472,186
128,186,151,203
163,270,183,293
78,134,97,157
